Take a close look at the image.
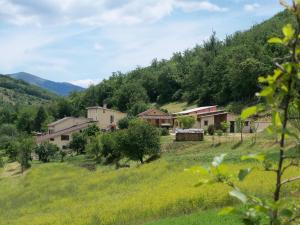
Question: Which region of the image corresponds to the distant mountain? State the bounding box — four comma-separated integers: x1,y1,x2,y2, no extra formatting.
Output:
7,72,84,96
0,75,57,105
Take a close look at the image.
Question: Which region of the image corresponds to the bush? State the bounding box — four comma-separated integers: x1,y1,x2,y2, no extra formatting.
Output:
83,124,100,137
207,125,215,135
159,128,170,136
35,142,59,163
117,117,131,129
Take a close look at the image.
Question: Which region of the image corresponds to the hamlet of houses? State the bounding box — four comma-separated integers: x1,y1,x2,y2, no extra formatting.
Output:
37,105,271,149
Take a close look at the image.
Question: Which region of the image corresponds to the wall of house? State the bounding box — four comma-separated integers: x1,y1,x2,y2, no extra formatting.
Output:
49,117,89,133
199,116,215,129
227,113,251,133
49,131,74,149
255,121,271,132
87,108,127,129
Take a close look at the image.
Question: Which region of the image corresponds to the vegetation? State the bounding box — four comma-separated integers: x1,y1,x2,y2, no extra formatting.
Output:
177,116,196,129
35,142,59,163
0,134,299,225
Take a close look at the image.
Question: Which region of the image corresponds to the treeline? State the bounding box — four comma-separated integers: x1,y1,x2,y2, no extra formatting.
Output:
65,10,293,115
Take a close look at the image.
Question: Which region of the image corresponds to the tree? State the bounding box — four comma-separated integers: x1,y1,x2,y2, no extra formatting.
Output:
86,135,103,163
177,116,196,129
34,106,48,132
17,137,35,173
220,121,229,134
69,132,87,155
235,118,245,142
122,119,160,163
83,124,100,137
35,142,59,163
16,109,34,133
207,125,215,146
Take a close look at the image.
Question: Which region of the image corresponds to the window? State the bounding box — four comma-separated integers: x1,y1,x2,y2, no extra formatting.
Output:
50,138,54,141
204,120,208,126
110,115,114,123
61,135,69,141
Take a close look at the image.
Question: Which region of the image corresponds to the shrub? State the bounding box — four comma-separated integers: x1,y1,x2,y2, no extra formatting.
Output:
17,137,36,173
83,124,100,137
117,117,131,129
159,128,170,136
35,142,59,163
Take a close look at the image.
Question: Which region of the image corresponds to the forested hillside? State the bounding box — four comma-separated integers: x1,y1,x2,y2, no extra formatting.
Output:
67,10,294,115
0,75,56,105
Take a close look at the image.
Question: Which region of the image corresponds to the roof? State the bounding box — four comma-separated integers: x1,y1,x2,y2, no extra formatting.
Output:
37,122,95,143
197,110,226,117
138,108,169,117
48,117,73,127
86,106,126,114
174,106,217,115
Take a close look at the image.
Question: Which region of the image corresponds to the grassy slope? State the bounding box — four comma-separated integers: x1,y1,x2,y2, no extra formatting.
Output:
159,102,197,113
0,134,299,225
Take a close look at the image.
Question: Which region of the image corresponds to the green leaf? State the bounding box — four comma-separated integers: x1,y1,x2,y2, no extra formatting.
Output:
229,189,248,203
238,168,252,181
259,86,273,97
282,24,295,40
212,154,227,168
219,207,235,216
241,154,265,162
280,209,293,218
268,37,283,44
241,106,257,120
273,111,282,127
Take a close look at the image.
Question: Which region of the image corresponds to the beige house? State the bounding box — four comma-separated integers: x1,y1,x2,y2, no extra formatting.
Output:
87,106,127,130
37,105,127,149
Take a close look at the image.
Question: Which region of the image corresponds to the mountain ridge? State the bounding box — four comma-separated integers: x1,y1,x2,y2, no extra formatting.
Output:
7,72,84,96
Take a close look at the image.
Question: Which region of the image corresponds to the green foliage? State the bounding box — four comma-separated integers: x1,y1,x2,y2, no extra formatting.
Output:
35,142,59,163
122,119,161,163
83,124,100,137
220,121,229,133
159,128,170,136
17,137,36,173
16,108,35,133
69,132,87,155
86,135,103,164
177,116,196,129
33,106,48,132
117,117,132,129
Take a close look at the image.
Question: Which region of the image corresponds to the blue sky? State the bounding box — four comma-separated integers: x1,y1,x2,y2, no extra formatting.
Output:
0,0,282,87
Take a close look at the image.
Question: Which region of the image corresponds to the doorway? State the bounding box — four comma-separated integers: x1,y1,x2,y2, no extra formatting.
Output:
230,121,235,133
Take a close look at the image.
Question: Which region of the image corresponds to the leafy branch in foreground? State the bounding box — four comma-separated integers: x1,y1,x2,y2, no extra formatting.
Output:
188,1,300,224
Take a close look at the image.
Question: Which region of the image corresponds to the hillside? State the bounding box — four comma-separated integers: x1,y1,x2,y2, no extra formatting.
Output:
0,75,57,105
0,134,299,225
67,10,293,115
8,72,84,96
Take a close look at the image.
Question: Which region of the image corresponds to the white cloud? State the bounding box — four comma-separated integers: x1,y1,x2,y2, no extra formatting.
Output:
175,1,228,12
0,0,228,27
244,3,260,12
94,42,104,51
70,79,101,88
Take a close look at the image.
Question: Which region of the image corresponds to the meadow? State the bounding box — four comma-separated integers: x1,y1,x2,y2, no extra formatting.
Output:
0,133,299,225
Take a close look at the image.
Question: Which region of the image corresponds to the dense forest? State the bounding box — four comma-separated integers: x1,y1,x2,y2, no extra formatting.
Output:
64,10,293,116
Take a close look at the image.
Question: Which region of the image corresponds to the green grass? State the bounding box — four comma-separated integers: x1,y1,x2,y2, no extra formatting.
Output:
159,102,197,113
0,133,299,225
144,210,242,225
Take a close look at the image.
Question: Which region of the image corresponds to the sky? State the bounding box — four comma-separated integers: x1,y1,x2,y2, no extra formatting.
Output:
0,0,283,88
